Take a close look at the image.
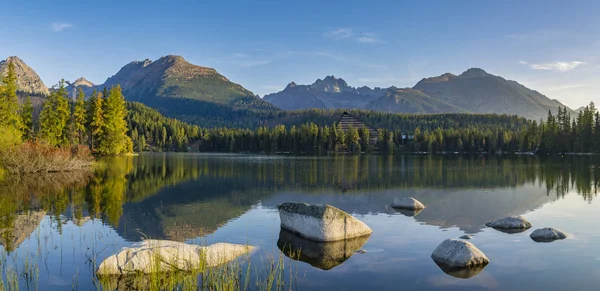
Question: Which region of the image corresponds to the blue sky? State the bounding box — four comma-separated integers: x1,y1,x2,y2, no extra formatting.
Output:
1,0,599,108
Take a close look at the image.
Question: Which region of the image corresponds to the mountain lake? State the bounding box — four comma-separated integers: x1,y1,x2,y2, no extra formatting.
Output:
0,153,599,290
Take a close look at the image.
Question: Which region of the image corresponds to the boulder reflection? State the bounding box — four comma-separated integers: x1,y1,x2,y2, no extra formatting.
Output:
277,229,370,270
433,260,489,279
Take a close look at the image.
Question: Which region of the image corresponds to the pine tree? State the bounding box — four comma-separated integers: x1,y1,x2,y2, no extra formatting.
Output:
89,91,104,151
96,86,131,155
20,96,34,141
39,80,70,147
0,61,23,148
71,88,87,144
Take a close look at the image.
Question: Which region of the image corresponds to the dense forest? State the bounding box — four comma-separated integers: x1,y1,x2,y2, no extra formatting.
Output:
0,61,131,173
4,58,600,157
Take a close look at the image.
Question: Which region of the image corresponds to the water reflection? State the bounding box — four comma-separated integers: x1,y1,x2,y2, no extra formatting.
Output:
277,229,370,270
433,261,488,279
0,154,599,290
0,154,598,244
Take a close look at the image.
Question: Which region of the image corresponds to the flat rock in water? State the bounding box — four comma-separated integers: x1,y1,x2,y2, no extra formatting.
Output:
459,235,472,240
431,239,489,268
278,202,372,242
530,228,567,242
97,240,254,275
391,197,426,210
485,216,532,232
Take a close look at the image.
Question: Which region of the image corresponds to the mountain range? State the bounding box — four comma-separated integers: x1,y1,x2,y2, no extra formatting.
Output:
0,55,575,124
265,68,573,120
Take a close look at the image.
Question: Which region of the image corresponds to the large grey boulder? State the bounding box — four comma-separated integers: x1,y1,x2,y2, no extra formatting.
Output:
485,216,532,233
278,202,372,242
530,228,567,242
277,229,370,270
391,197,426,210
431,239,489,268
97,240,254,275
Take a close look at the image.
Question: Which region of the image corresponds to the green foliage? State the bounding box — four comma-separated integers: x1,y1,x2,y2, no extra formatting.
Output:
0,61,23,148
87,90,104,151
39,80,71,147
96,86,132,155
70,88,87,144
20,96,34,141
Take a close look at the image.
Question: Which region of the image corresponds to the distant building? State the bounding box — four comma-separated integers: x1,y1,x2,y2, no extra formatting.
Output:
337,112,379,144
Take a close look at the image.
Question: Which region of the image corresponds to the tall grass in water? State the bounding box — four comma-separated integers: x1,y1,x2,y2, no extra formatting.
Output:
92,241,301,291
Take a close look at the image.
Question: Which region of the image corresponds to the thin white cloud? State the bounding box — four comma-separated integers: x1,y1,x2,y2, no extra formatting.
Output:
238,59,271,68
356,33,383,44
324,28,353,39
324,28,383,44
519,60,586,72
51,22,73,32
232,53,248,58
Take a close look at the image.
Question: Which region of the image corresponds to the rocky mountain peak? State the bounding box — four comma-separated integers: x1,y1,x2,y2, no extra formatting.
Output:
285,81,297,89
0,56,49,95
312,75,350,93
72,77,94,87
459,68,490,78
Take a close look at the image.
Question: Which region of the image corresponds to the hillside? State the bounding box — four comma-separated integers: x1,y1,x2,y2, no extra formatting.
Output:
0,56,49,96
96,55,277,126
366,88,469,114
263,76,386,110
263,68,573,120
412,68,571,120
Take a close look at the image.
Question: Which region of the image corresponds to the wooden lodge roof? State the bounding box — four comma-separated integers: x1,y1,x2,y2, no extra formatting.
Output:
337,112,379,142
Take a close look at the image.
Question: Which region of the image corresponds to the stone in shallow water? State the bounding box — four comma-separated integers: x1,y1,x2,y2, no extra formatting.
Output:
459,235,472,240
97,240,254,275
485,216,532,233
277,229,371,270
278,202,372,242
391,197,426,210
530,228,567,242
431,239,489,268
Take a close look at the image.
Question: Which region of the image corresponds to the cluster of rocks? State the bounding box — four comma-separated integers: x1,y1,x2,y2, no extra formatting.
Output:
96,197,568,280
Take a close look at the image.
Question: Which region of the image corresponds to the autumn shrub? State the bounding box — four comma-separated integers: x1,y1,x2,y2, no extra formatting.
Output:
0,142,94,174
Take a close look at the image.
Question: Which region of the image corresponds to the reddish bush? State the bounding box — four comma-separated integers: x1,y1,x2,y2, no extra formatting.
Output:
0,142,94,174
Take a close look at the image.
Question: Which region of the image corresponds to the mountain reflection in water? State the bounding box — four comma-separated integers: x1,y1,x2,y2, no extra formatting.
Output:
0,153,599,291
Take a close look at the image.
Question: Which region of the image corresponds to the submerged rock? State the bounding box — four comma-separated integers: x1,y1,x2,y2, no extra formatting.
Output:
431,239,489,268
393,207,424,217
277,229,371,270
278,202,372,242
97,240,254,275
391,197,426,210
434,261,488,279
459,235,472,240
530,228,567,242
485,216,532,233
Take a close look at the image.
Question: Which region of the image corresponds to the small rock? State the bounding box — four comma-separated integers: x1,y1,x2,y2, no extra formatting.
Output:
278,202,372,242
356,249,367,254
459,235,472,240
485,216,532,233
530,228,567,242
391,197,425,210
431,239,489,268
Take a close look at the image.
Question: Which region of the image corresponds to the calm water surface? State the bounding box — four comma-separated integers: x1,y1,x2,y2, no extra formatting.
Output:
1,153,599,290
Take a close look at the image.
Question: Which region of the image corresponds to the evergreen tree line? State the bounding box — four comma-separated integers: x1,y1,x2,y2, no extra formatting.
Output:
194,104,600,155
0,60,132,156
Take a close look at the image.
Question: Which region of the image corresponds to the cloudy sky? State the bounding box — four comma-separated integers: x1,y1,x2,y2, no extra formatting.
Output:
1,0,598,108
